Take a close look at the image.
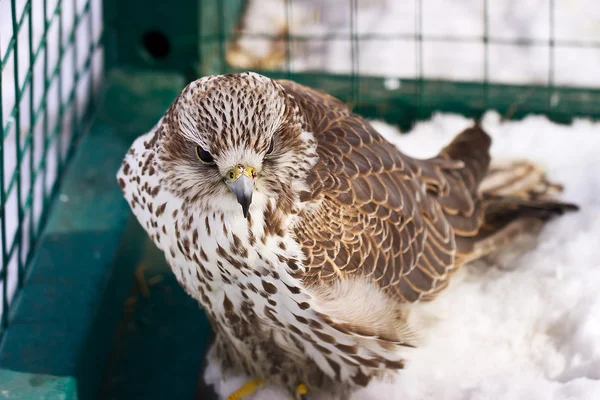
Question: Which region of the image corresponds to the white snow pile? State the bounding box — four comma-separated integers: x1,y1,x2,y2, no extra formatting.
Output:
205,111,600,400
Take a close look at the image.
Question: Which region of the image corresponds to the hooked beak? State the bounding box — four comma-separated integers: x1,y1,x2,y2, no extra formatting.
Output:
225,165,256,218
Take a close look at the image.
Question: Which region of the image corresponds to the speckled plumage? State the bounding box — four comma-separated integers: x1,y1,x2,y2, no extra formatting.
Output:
117,72,578,399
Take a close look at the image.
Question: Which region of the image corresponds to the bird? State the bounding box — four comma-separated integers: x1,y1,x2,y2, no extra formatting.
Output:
116,71,579,400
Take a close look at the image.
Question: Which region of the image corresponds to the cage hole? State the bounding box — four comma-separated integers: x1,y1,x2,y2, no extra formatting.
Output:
142,30,171,60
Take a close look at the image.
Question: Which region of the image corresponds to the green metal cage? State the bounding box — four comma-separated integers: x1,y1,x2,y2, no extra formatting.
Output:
1,0,599,398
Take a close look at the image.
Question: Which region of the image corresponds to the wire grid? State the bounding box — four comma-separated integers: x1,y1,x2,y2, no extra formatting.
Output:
0,0,104,336
221,0,600,108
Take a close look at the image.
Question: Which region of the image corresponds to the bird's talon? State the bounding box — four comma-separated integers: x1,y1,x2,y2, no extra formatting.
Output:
226,378,264,400
295,383,308,400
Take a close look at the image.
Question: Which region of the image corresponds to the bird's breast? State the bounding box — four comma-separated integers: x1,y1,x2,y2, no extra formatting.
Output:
163,207,309,317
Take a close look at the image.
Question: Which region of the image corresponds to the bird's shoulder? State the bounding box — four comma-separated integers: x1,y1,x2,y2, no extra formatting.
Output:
117,119,176,252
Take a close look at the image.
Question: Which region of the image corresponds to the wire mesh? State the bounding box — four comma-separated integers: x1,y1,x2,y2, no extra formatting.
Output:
211,0,600,121
0,0,104,337
228,0,592,79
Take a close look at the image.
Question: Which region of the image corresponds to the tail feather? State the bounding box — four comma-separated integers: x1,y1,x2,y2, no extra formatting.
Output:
437,125,579,266
468,161,579,263
479,158,579,234
480,159,567,200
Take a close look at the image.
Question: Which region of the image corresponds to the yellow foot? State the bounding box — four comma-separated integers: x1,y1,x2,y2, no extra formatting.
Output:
226,378,265,400
295,383,308,400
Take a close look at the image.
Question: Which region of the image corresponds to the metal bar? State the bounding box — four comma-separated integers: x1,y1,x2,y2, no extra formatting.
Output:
548,0,555,111
224,32,600,49
87,0,94,113
284,0,292,79
26,0,36,272
56,0,64,179
41,0,50,210
217,0,227,73
10,0,25,290
0,10,8,331
0,0,31,69
350,0,359,106
71,0,80,144
483,0,489,109
415,0,423,117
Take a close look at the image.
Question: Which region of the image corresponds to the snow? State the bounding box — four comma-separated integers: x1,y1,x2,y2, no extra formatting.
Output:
205,111,600,400
229,0,600,88
0,0,103,317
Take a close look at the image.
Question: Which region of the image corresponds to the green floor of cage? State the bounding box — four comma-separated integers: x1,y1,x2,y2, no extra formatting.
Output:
97,241,217,400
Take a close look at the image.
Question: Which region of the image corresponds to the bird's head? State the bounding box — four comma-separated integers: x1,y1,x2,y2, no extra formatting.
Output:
156,72,318,219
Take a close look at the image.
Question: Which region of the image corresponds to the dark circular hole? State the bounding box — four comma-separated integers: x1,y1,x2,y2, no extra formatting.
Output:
142,30,171,60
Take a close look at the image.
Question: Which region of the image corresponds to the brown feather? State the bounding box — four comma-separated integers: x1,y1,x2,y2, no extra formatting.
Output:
279,79,578,304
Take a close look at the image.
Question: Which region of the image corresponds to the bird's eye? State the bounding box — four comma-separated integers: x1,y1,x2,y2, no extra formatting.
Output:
266,138,274,155
195,146,214,164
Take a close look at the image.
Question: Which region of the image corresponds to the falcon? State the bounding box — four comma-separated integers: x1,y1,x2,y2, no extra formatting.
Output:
117,72,578,400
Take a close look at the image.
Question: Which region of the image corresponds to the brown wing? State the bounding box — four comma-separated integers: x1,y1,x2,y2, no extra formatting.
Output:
278,79,490,303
